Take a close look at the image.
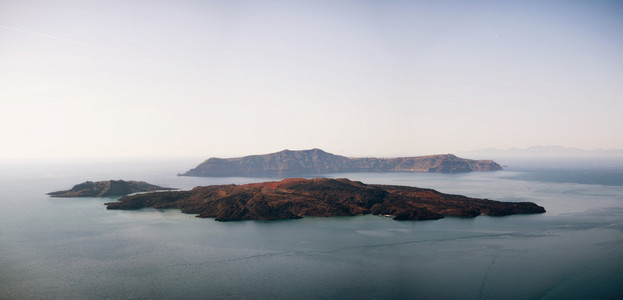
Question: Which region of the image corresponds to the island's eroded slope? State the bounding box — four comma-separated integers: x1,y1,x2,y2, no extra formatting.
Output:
106,178,544,221
180,148,502,177
48,180,176,197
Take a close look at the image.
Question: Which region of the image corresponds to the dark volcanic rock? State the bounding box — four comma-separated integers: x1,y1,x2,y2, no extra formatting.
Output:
179,149,503,177
105,178,545,221
48,180,176,197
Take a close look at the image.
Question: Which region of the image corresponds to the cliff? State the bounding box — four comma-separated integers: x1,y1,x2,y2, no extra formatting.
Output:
48,180,176,197
179,149,503,177
105,178,544,221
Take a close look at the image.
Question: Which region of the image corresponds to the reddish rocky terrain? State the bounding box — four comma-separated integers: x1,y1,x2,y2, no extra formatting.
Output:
105,178,544,221
179,148,502,177
48,180,175,197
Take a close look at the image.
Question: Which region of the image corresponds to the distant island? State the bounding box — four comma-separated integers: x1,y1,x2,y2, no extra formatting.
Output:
106,178,544,221
179,148,503,177
48,180,176,197
460,145,623,158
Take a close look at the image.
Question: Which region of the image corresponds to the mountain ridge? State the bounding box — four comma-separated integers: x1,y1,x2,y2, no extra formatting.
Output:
179,149,502,177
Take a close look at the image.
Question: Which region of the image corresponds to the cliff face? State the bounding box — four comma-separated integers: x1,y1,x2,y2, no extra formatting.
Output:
48,180,175,197
106,178,545,221
349,154,501,173
180,149,503,177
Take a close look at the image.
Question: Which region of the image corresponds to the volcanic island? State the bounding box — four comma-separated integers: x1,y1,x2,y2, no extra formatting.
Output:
179,148,503,177
105,178,545,221
48,180,176,197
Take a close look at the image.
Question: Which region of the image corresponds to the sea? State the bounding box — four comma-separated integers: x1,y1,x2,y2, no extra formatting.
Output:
1,158,622,299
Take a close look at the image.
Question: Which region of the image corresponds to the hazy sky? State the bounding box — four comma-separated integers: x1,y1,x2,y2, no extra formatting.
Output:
1,0,622,161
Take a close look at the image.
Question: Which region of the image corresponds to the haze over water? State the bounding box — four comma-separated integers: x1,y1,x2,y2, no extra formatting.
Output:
1,159,622,299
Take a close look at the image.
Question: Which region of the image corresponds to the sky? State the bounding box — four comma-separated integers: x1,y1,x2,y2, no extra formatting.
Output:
1,0,622,161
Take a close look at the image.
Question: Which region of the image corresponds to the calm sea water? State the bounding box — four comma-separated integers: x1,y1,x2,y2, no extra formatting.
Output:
1,160,622,299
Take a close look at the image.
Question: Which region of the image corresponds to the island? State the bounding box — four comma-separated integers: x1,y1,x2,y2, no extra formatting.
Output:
105,178,544,221
179,148,503,177
48,180,176,197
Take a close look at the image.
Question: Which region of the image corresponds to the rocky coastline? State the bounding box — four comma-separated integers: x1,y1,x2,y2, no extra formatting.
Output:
105,178,545,221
